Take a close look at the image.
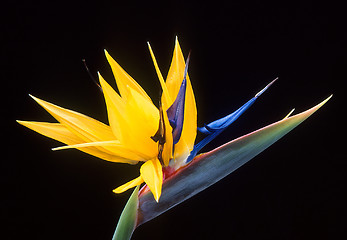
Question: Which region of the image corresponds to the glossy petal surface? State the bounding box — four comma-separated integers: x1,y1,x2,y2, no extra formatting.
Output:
140,158,163,202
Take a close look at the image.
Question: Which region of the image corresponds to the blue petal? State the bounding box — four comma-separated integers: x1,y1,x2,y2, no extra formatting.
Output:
166,53,190,144
187,78,278,162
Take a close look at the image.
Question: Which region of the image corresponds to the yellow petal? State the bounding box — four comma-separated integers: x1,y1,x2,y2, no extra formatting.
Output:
147,42,172,110
99,73,158,159
98,73,128,142
126,86,159,127
17,121,137,164
29,95,116,143
147,42,175,165
124,86,159,158
140,158,163,202
52,140,121,150
166,36,186,99
17,121,82,143
52,140,145,162
166,37,197,162
104,49,151,102
113,176,144,193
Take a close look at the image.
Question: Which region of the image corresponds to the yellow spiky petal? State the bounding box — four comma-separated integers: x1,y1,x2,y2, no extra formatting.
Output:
147,42,174,166
16,121,138,164
113,157,164,202
166,38,197,165
98,73,159,160
113,176,144,194
29,95,116,142
147,42,172,109
140,158,163,202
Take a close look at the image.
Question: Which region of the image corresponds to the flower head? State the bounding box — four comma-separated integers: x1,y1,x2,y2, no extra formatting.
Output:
17,38,332,240
17,37,197,202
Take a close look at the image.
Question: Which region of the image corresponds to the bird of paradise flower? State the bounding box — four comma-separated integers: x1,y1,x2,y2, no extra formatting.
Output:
17,37,332,240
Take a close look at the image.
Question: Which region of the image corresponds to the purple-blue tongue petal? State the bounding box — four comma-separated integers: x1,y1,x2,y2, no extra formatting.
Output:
188,78,278,162
166,53,190,144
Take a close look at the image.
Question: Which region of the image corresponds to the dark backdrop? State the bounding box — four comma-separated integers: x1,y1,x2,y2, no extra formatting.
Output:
4,1,345,239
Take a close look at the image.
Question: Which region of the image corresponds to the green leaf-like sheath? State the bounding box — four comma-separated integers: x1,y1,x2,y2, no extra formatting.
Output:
136,95,332,226
113,186,139,240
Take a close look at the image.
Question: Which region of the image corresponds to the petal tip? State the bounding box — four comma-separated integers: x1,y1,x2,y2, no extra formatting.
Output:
255,77,278,98
319,94,333,107
16,120,28,127
29,94,45,106
104,49,114,63
327,94,333,101
153,190,161,203
154,187,162,203
51,146,61,151
316,94,333,109
28,94,36,100
104,49,110,57
113,189,120,194
113,185,125,194
97,72,105,82
146,41,152,51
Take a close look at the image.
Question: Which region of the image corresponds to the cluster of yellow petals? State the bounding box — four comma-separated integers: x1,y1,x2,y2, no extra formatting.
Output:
17,37,197,202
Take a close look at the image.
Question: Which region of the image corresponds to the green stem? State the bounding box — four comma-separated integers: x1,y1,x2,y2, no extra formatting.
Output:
112,186,139,240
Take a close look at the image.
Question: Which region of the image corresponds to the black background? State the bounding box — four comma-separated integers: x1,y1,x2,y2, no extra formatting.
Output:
4,1,346,239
